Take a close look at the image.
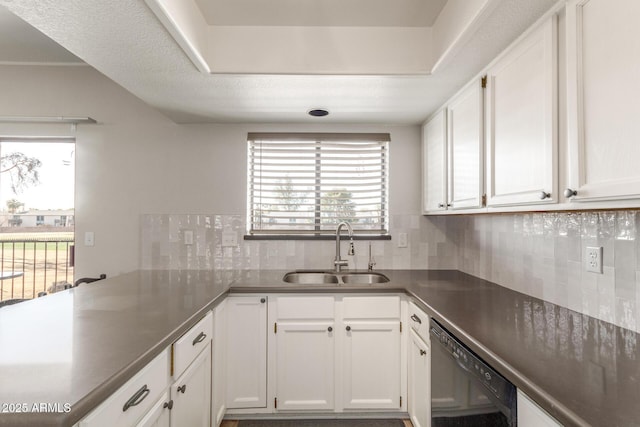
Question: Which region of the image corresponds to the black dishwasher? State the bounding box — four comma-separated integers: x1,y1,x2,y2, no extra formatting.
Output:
430,319,517,426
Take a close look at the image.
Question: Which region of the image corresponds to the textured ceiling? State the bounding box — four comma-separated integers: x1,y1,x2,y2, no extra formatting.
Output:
0,4,81,64
194,0,448,27
0,0,559,124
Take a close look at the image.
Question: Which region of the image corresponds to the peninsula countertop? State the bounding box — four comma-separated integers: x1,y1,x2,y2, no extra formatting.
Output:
0,269,638,426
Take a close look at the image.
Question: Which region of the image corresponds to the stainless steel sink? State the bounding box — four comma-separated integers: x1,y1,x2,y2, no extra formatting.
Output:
340,272,390,284
282,271,389,285
282,272,339,284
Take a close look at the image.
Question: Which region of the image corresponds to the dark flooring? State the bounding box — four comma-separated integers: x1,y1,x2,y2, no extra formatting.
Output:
236,420,406,427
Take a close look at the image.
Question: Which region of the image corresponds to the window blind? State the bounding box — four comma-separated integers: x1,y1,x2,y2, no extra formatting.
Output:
248,133,389,236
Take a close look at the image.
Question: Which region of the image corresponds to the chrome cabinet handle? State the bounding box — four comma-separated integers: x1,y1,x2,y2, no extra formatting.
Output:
539,191,551,200
177,384,186,394
564,188,578,198
123,384,150,412
420,349,427,356
163,400,174,410
192,332,207,346
328,326,333,332
410,314,422,324
346,326,351,331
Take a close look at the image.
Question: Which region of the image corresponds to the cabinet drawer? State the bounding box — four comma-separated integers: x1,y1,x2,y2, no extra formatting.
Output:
408,301,429,344
342,296,401,319
276,296,334,319
79,350,169,427
172,311,213,378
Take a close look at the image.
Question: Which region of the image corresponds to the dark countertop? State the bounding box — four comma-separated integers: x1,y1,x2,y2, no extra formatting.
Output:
0,269,637,426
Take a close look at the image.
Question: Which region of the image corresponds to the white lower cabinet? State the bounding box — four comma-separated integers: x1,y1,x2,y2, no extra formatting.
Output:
273,296,335,411
79,351,170,427
225,295,268,410
170,344,211,427
517,389,562,427
340,296,403,411
138,342,212,427
408,302,430,427
269,294,404,413
211,300,227,426
408,330,430,427
136,391,171,427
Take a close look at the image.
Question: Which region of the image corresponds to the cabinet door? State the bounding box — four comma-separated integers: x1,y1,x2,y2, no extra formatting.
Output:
225,296,267,409
171,344,211,427
422,109,448,212
447,79,484,209
275,321,335,411
211,301,227,426
486,16,558,207
341,320,401,409
136,391,171,427
517,390,562,427
408,330,430,427
566,0,640,202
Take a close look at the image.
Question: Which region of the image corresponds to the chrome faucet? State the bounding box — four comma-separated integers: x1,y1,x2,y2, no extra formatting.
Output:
334,221,355,272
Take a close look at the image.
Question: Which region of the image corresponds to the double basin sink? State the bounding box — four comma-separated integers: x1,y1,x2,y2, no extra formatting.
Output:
283,270,390,285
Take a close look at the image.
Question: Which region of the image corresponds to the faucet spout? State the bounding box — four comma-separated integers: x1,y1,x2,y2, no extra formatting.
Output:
334,222,354,272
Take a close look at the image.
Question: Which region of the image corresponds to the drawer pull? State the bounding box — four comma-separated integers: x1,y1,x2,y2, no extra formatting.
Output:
163,400,174,410
346,326,351,331
420,349,427,356
328,326,333,332
177,384,187,394
410,314,422,324
122,384,150,412
192,332,207,346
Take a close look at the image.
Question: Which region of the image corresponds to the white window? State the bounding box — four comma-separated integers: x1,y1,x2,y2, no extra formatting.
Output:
247,133,389,237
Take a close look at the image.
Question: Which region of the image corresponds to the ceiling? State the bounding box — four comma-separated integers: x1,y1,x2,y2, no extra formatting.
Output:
0,0,558,124
194,0,447,27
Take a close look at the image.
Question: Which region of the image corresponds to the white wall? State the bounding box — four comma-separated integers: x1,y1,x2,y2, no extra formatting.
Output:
0,64,435,277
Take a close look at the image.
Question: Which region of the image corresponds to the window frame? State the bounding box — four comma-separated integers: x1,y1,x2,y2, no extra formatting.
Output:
246,132,391,240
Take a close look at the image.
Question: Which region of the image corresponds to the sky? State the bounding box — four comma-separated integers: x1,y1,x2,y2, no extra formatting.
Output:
0,141,75,212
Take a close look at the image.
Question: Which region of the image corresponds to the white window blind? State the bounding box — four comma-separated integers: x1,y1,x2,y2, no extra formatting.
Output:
248,133,389,236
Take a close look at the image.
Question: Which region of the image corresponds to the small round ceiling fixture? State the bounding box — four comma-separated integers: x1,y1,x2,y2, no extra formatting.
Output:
308,109,329,117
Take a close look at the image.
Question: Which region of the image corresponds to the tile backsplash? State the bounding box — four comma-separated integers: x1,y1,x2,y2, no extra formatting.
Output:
447,211,640,333
140,213,458,272
141,210,640,333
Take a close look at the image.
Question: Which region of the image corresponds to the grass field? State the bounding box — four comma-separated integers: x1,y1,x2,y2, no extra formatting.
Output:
0,232,74,301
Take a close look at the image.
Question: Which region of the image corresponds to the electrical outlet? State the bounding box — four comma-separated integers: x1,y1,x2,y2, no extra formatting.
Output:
222,231,238,247
398,232,408,248
586,246,603,274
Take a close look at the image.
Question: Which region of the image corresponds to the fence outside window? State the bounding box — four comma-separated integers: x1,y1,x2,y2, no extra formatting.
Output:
0,235,74,301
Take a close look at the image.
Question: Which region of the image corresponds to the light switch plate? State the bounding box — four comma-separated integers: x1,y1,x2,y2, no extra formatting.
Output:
586,246,603,274
84,231,95,247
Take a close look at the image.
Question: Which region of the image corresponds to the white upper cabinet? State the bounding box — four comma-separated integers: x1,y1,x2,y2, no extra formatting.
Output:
565,0,640,202
447,79,485,209
486,16,558,207
422,109,448,212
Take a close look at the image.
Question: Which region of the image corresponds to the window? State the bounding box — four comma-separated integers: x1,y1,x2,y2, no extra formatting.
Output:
248,133,389,237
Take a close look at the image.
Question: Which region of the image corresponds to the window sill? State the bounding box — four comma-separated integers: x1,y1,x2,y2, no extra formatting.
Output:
244,234,392,241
